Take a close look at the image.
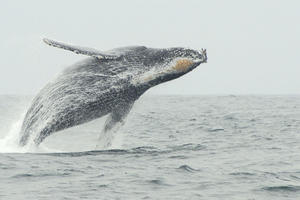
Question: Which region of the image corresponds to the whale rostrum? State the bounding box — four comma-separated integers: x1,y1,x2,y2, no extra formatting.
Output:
19,38,207,147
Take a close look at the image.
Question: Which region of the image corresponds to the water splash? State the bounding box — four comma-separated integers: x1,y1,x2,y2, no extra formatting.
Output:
95,119,124,150
0,113,61,153
0,113,124,153
0,114,27,153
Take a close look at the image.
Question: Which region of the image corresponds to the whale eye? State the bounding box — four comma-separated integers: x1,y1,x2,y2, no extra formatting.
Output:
172,59,194,73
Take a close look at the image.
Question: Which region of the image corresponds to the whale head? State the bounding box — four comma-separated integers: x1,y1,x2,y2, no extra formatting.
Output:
163,47,207,73
131,47,207,87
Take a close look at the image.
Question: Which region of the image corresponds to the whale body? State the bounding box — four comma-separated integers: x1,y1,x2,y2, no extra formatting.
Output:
19,38,207,147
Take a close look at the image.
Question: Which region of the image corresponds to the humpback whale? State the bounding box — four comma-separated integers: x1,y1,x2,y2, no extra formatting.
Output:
19,38,207,147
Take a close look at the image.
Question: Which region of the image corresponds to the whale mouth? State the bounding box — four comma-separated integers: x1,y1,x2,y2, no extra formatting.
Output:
172,59,194,73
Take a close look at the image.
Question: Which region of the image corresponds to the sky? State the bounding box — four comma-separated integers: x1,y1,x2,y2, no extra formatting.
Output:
0,0,299,95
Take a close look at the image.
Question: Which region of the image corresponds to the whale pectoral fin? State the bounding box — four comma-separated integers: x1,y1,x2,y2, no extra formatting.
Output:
43,38,118,60
96,102,134,149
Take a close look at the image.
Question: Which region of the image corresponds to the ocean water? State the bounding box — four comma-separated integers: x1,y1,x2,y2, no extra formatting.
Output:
0,95,300,200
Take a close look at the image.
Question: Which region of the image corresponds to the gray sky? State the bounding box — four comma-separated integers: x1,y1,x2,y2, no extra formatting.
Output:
0,0,299,95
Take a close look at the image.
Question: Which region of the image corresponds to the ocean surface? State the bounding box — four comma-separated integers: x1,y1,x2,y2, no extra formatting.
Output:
0,95,300,200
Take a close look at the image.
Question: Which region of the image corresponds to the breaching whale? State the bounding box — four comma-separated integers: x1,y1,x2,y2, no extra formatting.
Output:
19,38,207,147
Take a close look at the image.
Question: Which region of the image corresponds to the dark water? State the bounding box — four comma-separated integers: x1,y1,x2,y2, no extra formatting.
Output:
1,95,300,199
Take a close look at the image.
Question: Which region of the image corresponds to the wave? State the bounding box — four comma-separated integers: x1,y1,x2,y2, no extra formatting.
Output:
11,172,71,179
262,185,300,192
37,143,205,157
178,164,200,172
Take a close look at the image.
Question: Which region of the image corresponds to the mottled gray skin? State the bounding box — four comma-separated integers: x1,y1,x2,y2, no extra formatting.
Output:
19,39,207,146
